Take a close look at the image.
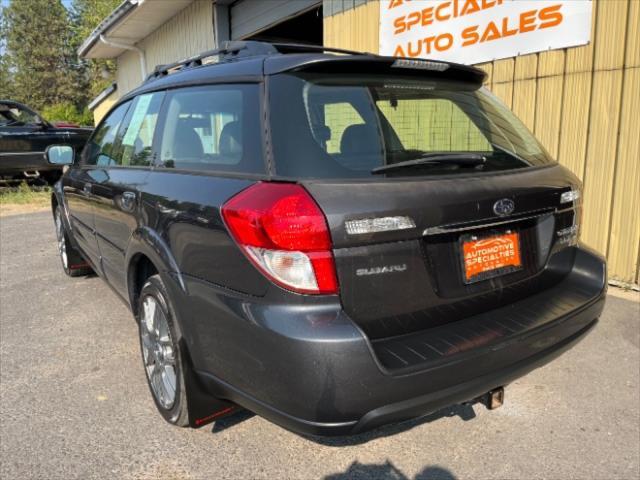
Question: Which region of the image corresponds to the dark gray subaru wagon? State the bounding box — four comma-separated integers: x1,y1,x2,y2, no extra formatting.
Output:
49,42,606,436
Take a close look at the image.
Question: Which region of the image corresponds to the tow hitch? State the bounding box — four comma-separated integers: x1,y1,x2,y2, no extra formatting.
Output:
481,387,505,410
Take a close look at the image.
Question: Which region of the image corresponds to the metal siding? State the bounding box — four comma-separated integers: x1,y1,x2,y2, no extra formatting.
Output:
324,0,640,284
534,50,565,158
607,67,640,283
512,54,538,130
580,0,628,259
626,0,640,67
557,71,592,182
491,59,515,108
92,91,118,125
142,0,214,72
592,0,628,71
116,0,214,96
231,0,320,40
475,62,492,85
566,0,598,74
581,69,624,256
323,0,379,53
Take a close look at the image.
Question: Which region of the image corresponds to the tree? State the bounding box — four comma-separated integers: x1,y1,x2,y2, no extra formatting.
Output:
71,0,121,99
41,101,93,125
0,7,11,97
2,0,84,111
1,0,121,123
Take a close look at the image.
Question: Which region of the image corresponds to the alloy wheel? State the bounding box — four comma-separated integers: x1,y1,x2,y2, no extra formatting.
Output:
55,211,68,269
140,295,177,409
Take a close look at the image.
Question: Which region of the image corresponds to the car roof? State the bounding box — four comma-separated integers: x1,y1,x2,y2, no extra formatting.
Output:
122,41,486,101
0,100,34,110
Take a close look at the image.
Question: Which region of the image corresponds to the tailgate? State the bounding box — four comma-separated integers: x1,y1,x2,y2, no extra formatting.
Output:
304,164,582,339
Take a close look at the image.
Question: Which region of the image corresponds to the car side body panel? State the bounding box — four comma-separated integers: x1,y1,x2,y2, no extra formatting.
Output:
1,100,91,177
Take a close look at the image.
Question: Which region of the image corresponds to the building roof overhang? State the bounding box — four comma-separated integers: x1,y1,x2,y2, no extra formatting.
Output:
78,0,194,59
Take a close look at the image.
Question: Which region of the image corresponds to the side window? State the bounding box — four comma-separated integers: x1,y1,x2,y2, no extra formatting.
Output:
158,84,264,174
84,101,131,166
113,92,165,167
0,104,39,126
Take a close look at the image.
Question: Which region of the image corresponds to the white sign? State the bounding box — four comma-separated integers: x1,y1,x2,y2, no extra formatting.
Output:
380,0,592,64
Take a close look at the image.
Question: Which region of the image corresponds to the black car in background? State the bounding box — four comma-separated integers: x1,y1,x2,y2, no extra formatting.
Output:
0,100,92,184
49,42,606,436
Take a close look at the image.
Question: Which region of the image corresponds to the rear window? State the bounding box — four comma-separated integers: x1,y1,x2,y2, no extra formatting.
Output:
269,74,553,178
157,84,264,174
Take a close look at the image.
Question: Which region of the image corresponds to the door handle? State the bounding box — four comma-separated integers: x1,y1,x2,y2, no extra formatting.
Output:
83,183,91,194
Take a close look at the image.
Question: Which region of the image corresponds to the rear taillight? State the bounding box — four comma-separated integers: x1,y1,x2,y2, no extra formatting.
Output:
221,182,339,295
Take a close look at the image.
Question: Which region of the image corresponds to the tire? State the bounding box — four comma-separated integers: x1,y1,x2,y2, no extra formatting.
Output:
54,207,92,277
137,274,190,427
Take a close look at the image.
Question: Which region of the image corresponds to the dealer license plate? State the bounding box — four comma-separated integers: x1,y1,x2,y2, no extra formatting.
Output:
461,231,522,284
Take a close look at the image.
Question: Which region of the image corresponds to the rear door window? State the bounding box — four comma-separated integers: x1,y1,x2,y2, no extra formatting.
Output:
157,84,264,174
112,92,165,167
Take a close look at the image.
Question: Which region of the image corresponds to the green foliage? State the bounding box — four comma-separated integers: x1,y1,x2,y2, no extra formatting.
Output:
1,7,11,96
2,0,84,110
71,0,122,99
0,182,52,206
41,102,93,126
1,0,120,116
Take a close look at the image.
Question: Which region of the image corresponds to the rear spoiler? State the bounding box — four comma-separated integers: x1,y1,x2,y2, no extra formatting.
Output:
264,54,487,85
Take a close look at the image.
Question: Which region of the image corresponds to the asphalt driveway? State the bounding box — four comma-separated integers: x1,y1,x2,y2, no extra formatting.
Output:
1,211,639,480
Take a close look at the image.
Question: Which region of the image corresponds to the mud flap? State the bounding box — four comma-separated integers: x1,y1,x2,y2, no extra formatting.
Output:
181,346,240,428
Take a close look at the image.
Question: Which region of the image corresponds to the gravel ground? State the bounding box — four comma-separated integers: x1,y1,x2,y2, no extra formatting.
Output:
1,212,639,480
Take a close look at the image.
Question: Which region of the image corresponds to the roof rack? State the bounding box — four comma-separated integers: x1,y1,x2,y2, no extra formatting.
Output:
145,40,368,83
145,41,272,82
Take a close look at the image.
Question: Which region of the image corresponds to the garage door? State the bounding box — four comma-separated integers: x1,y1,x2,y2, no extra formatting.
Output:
230,0,321,40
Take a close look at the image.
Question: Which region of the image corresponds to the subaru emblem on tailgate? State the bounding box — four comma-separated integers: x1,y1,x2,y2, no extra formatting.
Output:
493,198,515,217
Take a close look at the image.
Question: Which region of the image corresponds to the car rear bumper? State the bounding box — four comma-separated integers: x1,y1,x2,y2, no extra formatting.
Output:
180,245,606,436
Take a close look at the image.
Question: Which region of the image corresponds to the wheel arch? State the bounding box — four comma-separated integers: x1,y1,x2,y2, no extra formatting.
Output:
50,181,64,216
126,226,186,316
51,185,76,246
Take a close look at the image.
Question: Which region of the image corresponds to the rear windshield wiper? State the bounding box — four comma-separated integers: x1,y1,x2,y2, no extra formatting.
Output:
371,153,487,174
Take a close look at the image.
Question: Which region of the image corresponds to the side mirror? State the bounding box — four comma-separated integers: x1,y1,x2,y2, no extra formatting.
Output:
46,145,74,166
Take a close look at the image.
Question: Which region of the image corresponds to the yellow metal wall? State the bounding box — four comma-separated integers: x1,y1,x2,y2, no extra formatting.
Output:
325,0,640,285
91,90,118,126
324,0,380,54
